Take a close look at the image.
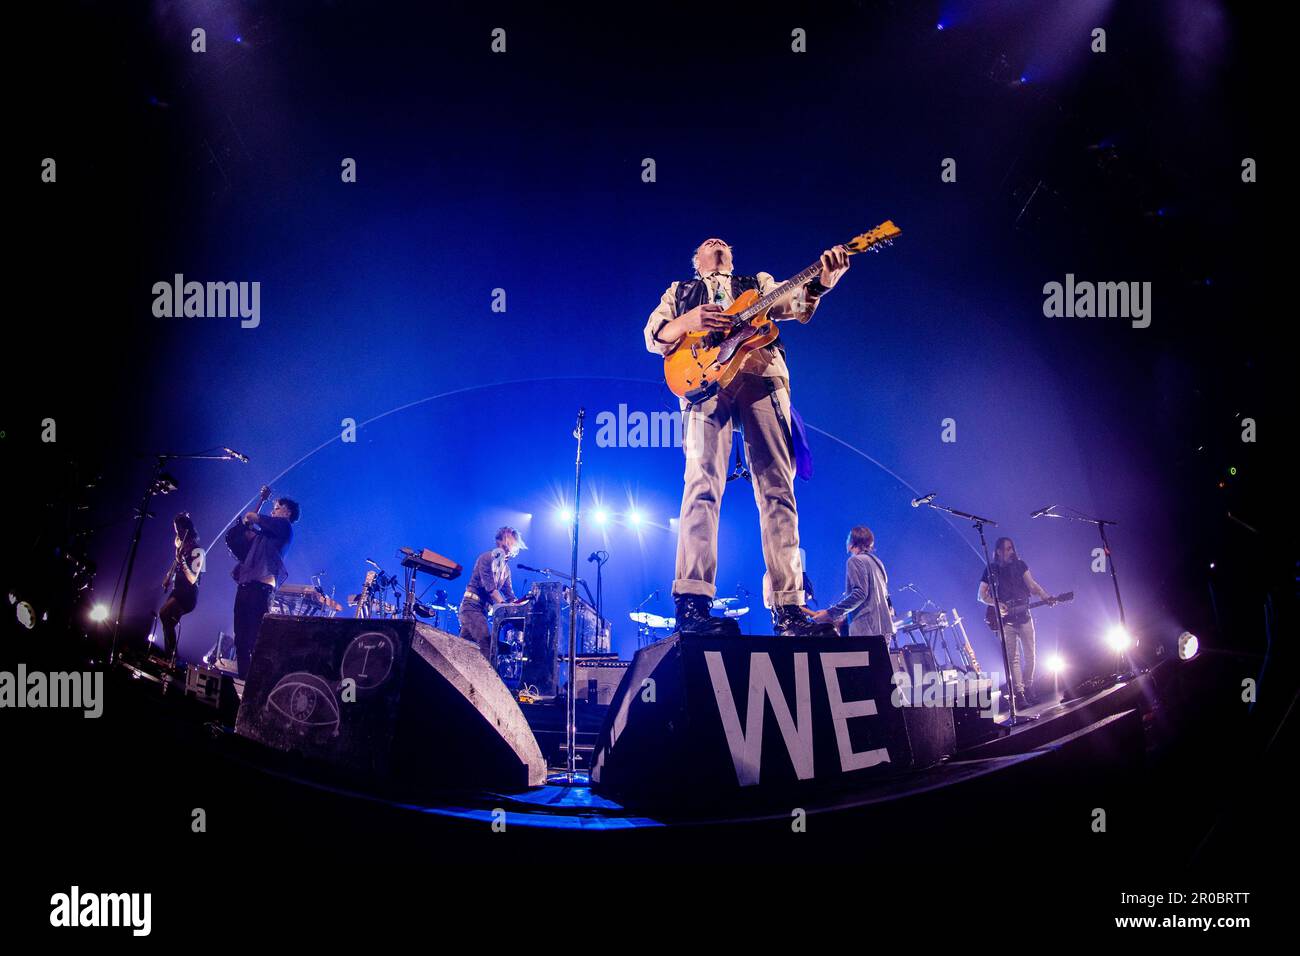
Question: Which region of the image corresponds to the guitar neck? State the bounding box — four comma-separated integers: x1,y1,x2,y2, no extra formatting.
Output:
1021,592,1072,611
734,261,824,323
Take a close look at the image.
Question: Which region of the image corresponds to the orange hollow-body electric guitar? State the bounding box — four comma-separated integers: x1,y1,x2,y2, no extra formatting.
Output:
663,221,900,404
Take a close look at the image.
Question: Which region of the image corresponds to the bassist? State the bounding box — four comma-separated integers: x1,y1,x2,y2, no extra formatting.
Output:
157,513,204,668
978,537,1058,708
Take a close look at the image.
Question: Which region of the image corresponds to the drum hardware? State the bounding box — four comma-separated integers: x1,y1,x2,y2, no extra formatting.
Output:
630,590,665,648
629,611,676,630
709,595,749,620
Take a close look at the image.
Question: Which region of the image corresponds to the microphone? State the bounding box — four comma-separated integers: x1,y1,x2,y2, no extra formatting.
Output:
573,407,586,439
1029,504,1056,519
910,492,937,508
517,563,542,573
223,447,250,463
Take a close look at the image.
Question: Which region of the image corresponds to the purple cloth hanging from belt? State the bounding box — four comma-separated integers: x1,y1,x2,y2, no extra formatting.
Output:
790,406,814,481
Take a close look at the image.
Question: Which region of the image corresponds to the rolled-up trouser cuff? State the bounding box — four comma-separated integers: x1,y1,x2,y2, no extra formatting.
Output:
672,579,715,599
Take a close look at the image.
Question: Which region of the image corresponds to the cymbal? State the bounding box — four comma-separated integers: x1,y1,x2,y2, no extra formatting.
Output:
723,606,750,618
629,611,676,629
710,596,740,607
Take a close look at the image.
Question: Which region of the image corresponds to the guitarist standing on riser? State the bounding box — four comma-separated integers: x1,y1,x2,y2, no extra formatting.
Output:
643,237,849,636
231,496,299,677
978,536,1059,709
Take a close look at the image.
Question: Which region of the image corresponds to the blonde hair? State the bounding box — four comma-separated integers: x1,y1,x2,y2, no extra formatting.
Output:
495,526,526,556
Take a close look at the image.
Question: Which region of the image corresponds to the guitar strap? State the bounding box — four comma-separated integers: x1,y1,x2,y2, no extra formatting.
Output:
863,551,893,615
764,376,795,457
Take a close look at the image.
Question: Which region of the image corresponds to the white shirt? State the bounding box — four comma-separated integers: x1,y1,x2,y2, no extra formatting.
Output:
643,270,818,380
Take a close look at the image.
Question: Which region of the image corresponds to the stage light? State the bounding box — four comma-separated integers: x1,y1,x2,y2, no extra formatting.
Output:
1046,653,1066,674
15,601,36,630
594,509,609,525
1104,624,1133,653
556,507,573,523
936,22,945,31
628,509,643,526
88,603,109,623
1177,632,1199,661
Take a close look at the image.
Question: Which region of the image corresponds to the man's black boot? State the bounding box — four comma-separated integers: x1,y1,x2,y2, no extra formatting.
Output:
674,594,741,637
772,605,837,637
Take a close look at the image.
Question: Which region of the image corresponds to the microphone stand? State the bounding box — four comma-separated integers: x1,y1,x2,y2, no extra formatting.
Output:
589,551,608,640
563,409,586,783
918,496,1035,727
1038,506,1131,678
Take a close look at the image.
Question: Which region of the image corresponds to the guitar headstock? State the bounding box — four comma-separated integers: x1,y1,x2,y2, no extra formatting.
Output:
844,220,901,255
258,485,273,502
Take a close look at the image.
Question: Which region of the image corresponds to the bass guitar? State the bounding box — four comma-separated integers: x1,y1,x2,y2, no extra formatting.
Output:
984,591,1074,632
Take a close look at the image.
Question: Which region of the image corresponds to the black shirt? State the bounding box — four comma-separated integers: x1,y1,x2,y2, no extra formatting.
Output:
982,558,1031,623
234,514,292,585
172,538,204,597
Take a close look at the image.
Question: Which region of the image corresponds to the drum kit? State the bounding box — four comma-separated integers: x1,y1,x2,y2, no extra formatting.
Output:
628,596,749,646
412,588,460,631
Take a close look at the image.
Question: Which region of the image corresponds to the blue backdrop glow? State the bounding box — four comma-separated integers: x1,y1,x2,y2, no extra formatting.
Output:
69,0,1251,673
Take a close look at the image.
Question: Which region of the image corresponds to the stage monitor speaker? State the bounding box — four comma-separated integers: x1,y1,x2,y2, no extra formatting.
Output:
235,616,546,790
592,633,918,809
567,657,629,705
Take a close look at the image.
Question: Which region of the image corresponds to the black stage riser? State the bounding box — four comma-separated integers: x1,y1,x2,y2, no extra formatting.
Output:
235,616,546,790
591,633,960,809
